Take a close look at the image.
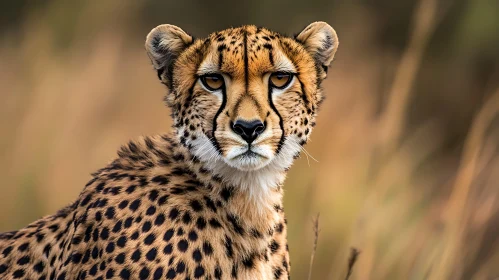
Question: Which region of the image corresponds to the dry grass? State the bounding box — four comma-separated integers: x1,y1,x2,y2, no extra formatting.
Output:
307,213,321,280
345,248,361,280
1,1,498,279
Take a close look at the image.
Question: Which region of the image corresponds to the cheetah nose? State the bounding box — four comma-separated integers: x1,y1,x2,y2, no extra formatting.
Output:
231,120,266,143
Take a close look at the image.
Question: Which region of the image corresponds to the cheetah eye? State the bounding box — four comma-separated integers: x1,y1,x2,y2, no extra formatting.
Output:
269,72,293,89
200,74,224,91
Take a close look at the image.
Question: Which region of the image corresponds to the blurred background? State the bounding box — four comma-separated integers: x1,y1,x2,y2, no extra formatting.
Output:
1,0,498,279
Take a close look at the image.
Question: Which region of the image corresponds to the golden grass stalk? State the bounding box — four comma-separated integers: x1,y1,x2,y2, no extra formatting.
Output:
379,0,439,150
307,213,320,280
429,87,499,280
344,248,361,280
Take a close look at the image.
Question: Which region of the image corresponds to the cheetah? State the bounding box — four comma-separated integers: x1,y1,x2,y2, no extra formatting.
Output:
0,22,338,279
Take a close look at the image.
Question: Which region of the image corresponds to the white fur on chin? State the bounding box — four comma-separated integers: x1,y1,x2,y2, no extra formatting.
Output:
186,131,302,209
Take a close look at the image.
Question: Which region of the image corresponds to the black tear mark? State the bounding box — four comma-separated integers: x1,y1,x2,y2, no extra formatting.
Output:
210,85,226,155
268,82,285,155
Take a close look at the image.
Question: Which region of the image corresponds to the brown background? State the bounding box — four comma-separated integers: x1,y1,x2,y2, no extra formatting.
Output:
1,0,498,279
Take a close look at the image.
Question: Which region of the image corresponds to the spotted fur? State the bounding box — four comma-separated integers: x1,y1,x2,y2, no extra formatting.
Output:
0,22,338,279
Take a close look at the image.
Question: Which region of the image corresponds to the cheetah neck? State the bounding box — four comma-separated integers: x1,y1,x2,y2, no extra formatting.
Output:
181,133,300,217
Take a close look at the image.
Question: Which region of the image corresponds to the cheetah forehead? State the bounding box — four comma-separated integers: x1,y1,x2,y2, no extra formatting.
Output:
190,26,306,80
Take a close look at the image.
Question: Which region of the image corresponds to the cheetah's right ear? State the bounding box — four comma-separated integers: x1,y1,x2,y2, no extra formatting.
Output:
295,22,338,75
145,24,193,85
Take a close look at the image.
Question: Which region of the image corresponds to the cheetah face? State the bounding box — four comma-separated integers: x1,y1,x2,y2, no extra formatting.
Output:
145,23,338,172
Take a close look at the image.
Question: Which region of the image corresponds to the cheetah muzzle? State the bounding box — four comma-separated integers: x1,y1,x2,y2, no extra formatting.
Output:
0,22,338,280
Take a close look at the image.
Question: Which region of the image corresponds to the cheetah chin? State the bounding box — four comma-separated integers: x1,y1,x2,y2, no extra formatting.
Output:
189,133,303,204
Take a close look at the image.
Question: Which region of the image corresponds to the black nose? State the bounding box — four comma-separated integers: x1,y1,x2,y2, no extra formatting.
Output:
231,120,266,143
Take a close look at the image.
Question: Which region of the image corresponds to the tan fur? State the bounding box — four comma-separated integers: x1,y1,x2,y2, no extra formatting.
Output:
0,23,338,279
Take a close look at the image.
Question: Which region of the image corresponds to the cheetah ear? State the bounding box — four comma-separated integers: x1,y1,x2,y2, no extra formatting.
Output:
145,24,193,84
295,22,339,72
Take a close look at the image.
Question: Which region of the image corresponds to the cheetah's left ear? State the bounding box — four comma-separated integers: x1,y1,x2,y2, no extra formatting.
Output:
145,24,193,85
295,22,339,72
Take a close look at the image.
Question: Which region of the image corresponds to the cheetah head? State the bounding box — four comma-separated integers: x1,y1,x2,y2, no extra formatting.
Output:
145,23,338,188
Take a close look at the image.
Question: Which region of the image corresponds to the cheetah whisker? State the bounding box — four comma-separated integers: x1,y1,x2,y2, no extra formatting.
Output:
300,145,319,165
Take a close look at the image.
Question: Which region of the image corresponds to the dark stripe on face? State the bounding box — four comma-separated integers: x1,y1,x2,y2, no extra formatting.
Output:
268,48,274,66
219,51,224,69
210,85,227,155
165,39,195,91
187,43,209,99
218,44,226,69
268,84,285,155
172,42,206,115
298,79,310,108
243,28,249,94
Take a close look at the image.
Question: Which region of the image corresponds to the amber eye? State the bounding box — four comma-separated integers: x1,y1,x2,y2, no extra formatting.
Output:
200,74,224,91
269,72,293,89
